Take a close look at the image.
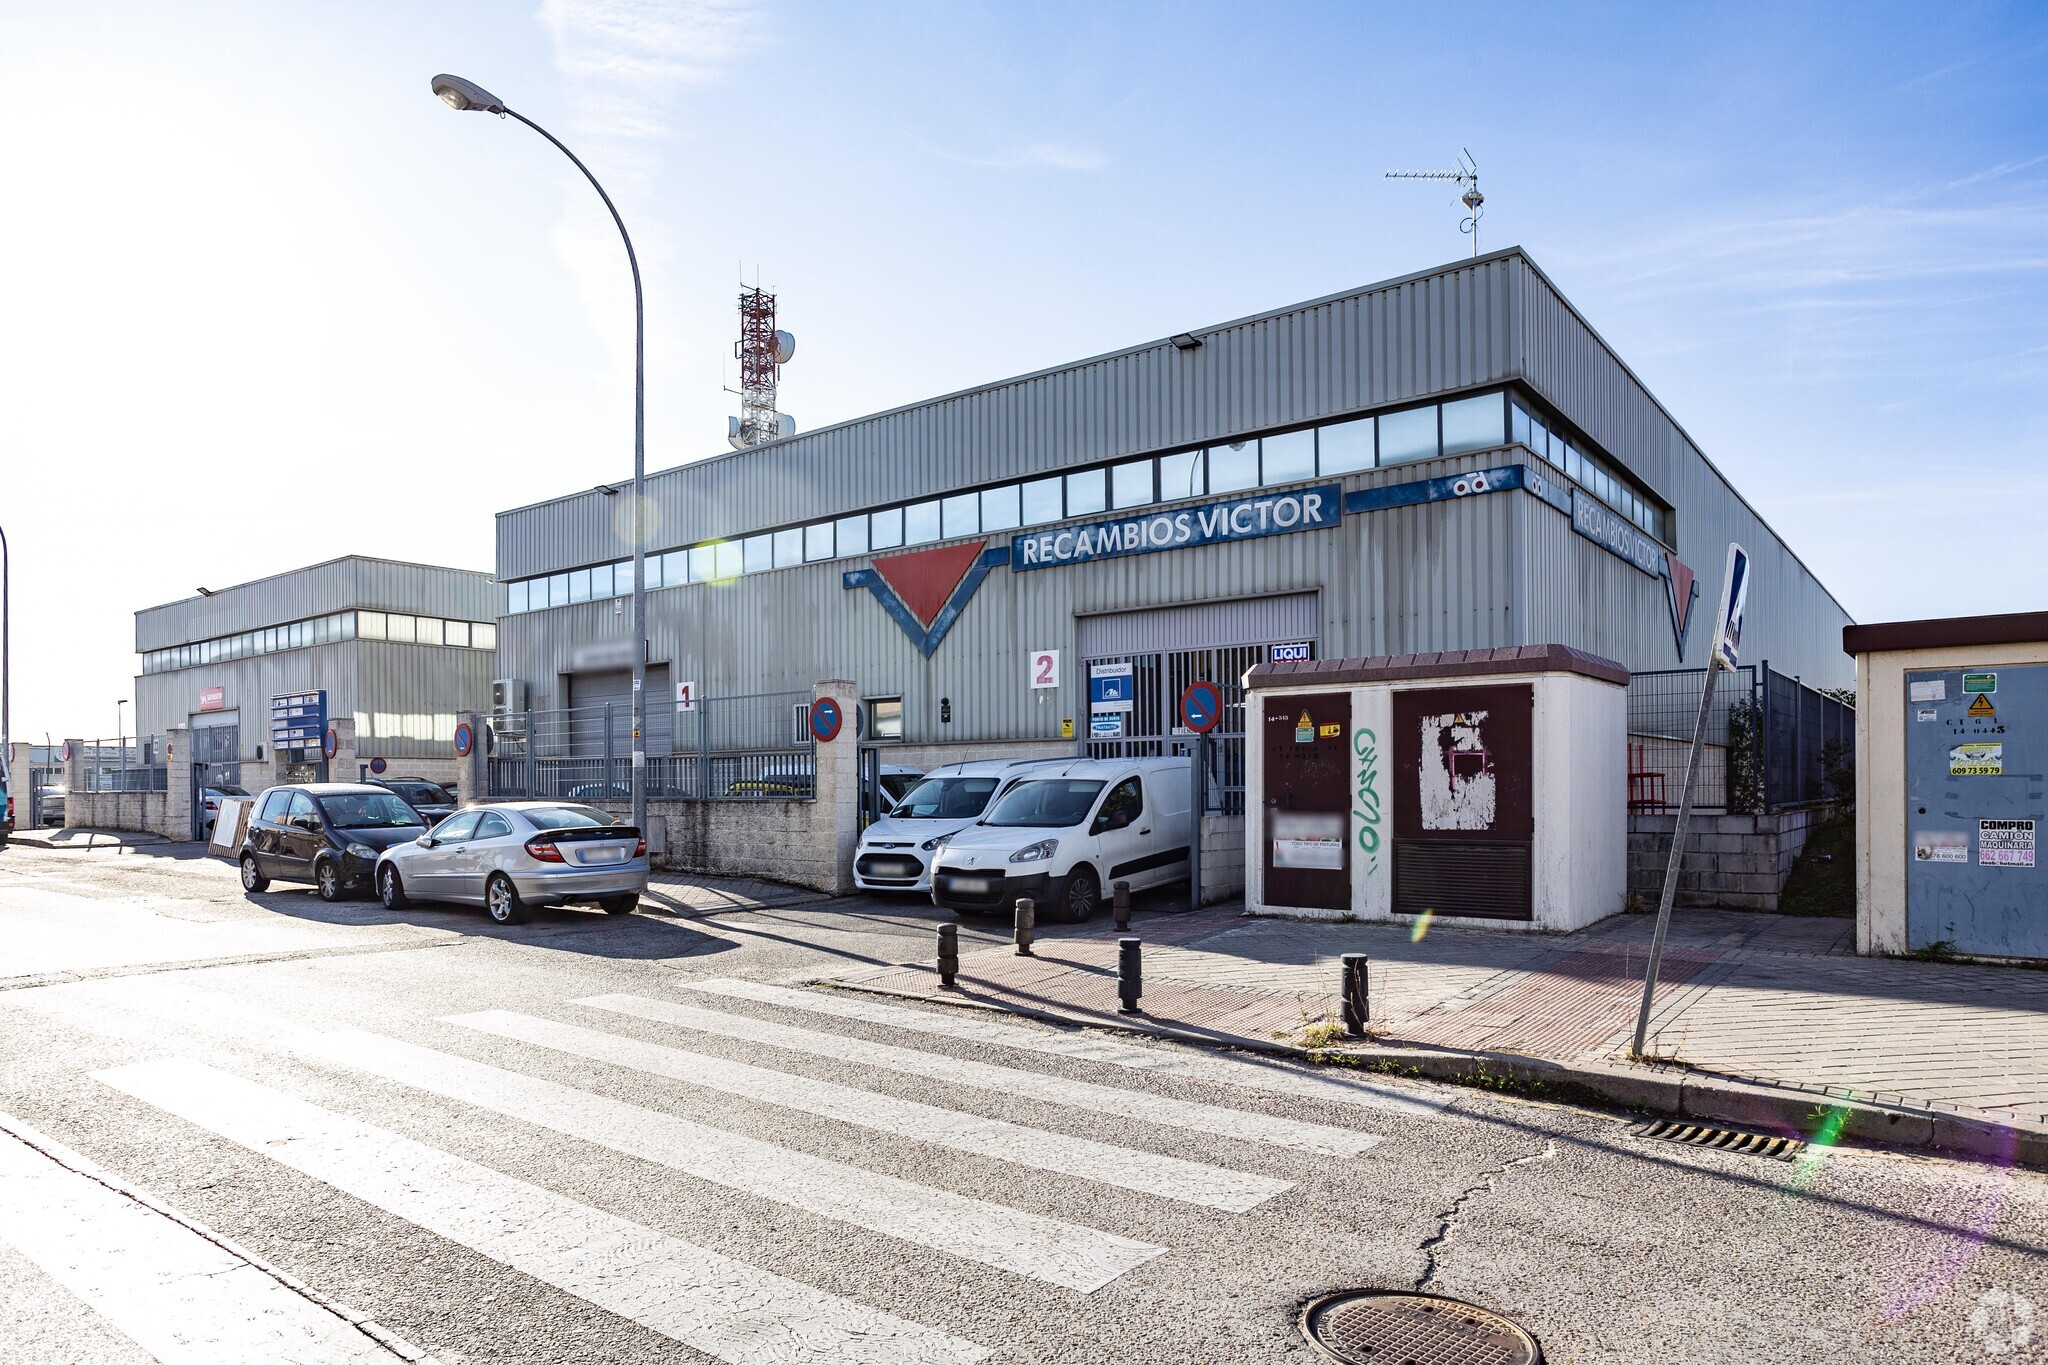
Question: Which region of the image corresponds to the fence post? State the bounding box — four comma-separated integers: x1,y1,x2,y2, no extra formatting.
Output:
697,695,712,800
1757,661,1770,813
524,707,536,799
604,702,615,801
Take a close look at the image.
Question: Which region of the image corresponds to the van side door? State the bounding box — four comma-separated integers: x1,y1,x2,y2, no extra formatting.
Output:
1091,777,1155,889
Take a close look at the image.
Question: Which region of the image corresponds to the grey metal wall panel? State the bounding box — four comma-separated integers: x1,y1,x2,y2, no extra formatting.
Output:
138,557,496,652
494,254,1527,580
135,642,358,757
1076,594,1319,657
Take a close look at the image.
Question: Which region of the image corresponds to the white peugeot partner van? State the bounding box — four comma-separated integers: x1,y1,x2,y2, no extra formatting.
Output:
853,757,1069,893
929,755,1192,921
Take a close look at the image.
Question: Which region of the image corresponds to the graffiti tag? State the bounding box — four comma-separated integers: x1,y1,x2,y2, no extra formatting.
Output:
1352,726,1382,876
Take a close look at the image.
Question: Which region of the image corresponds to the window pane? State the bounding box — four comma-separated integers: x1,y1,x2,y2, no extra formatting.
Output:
689,545,716,582
773,527,804,567
1565,444,1585,481
1110,458,1155,509
714,541,744,579
660,550,688,585
445,620,470,648
1378,405,1439,465
870,507,904,549
587,564,612,599
804,522,834,561
290,623,308,649
835,515,868,556
615,559,635,594
981,484,1022,531
904,500,941,545
358,612,386,640
417,616,445,646
1318,416,1374,474
1261,429,1315,485
337,612,355,640
1021,477,1063,525
1510,402,1532,450
508,581,528,613
567,569,590,604
1207,440,1258,493
871,697,903,741
941,493,980,538
1528,415,1552,463
1159,449,1205,500
386,614,416,644
1441,393,1505,455
473,622,496,650
1065,467,1107,515
743,534,773,573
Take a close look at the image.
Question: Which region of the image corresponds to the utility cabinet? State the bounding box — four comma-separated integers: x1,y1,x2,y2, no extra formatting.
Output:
1245,645,1628,931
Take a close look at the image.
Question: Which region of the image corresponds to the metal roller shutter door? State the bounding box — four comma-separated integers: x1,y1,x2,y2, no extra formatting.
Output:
567,667,671,756
1077,593,1318,657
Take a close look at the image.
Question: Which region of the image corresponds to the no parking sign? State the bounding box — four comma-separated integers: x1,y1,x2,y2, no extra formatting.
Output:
810,697,843,742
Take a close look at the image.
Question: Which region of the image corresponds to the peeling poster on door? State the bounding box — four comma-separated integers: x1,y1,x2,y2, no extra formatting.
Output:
1419,710,1495,830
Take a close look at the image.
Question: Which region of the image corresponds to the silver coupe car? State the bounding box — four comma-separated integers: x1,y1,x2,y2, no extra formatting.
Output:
374,802,648,925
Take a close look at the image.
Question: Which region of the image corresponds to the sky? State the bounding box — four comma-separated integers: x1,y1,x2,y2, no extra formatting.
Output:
2,0,2044,741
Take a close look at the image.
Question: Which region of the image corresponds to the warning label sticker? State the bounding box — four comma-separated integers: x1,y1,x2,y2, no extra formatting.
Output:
1951,743,2003,776
1967,694,1998,719
1980,819,2036,868
1962,672,1998,695
1910,679,1946,702
1916,708,1938,722
1914,831,1968,864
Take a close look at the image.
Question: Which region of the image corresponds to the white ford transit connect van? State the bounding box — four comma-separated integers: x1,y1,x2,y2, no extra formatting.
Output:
853,757,1070,893
929,756,1192,921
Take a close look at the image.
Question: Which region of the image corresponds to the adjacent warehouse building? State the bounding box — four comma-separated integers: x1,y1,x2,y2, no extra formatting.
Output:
136,556,500,798
490,249,1853,885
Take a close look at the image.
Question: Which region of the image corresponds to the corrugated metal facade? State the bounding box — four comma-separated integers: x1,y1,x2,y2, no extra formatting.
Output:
137,557,497,653
494,249,1854,755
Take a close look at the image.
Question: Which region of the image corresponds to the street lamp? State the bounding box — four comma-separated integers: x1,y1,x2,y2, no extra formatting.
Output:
432,73,650,833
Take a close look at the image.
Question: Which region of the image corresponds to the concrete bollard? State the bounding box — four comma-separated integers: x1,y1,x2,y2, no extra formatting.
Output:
1013,897,1036,956
1118,937,1142,1014
1341,952,1370,1036
937,922,959,989
1112,879,1132,932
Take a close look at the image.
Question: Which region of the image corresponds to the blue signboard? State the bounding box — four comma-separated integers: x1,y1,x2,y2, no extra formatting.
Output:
1012,484,1341,572
1571,490,1662,578
1271,642,1313,663
1089,662,1135,712
270,691,327,752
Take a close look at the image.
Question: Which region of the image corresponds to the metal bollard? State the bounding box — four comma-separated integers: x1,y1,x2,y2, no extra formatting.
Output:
1112,879,1132,932
1013,897,1036,956
1118,937,1143,1014
937,922,959,989
1341,952,1370,1036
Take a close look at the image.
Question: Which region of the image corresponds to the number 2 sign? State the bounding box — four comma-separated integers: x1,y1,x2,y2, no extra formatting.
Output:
1030,650,1060,689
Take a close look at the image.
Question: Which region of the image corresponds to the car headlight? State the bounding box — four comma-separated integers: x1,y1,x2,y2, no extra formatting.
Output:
346,843,376,859
1009,838,1058,864
921,833,951,852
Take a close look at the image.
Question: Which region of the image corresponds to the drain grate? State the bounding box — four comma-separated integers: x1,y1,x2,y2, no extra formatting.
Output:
1633,1118,1805,1160
1302,1290,1541,1365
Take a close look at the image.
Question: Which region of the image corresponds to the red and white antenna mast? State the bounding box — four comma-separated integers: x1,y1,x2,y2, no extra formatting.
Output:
727,279,795,449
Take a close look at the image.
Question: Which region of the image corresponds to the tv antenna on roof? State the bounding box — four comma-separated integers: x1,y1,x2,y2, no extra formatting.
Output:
1385,148,1484,257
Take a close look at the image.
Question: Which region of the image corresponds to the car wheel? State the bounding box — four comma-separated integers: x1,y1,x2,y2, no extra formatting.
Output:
1059,866,1099,923
486,874,530,925
315,858,344,903
378,864,409,910
239,853,269,893
600,894,639,915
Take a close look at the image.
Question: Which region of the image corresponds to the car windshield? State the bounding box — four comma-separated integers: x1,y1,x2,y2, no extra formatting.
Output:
879,772,922,802
982,779,1105,828
890,777,999,820
521,805,616,830
396,782,454,803
317,792,424,829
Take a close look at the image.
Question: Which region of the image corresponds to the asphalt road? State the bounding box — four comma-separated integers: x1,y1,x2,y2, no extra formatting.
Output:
1,841,2043,1364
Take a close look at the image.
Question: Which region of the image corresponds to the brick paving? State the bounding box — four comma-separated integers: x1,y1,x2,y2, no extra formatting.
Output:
825,905,2048,1127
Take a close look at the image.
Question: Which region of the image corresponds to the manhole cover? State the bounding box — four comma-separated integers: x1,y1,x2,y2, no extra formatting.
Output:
1301,1289,1541,1365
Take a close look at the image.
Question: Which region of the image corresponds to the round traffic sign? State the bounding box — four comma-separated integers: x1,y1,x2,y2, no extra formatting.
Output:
1180,680,1224,734
453,722,475,757
810,697,844,743
368,756,388,775
322,727,340,759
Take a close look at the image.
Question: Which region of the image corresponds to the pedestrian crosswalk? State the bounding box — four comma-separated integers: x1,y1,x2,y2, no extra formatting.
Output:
5,976,1436,1364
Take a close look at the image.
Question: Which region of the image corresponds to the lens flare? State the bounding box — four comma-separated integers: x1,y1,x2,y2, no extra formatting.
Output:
612,493,662,550
1410,909,1434,942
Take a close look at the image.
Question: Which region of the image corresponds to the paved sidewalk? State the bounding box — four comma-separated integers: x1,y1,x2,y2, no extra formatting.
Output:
4,827,174,851
825,906,2048,1131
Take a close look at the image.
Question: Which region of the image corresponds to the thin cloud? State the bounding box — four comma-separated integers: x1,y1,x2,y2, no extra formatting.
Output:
944,141,1109,172
538,0,765,138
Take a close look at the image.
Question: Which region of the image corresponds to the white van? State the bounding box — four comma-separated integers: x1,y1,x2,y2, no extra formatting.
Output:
929,756,1192,922
853,757,1070,893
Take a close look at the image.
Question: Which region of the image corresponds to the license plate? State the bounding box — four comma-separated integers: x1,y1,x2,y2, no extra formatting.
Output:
577,847,628,865
870,860,916,877
948,875,992,894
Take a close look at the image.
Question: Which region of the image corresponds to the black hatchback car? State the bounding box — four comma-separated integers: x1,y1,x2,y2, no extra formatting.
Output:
238,783,427,901
370,777,458,823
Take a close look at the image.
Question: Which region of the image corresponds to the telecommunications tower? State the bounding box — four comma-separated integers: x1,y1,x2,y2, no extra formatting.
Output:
727,281,796,449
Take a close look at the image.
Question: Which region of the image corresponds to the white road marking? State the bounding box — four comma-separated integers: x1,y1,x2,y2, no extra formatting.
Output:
449,1009,1289,1212
682,978,1447,1117
94,1058,989,1365
298,1028,1161,1292
580,991,1381,1157
0,1119,396,1364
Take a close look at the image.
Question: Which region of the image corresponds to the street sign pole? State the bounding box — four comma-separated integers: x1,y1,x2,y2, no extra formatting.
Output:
1178,680,1223,915
1632,542,1749,1059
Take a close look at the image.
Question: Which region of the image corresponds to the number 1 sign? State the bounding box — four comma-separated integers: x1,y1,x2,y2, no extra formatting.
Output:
1030,650,1060,689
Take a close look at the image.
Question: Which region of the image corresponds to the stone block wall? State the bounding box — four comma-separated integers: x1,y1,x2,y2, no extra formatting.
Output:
63,789,172,838
1198,814,1245,904
1628,805,1836,911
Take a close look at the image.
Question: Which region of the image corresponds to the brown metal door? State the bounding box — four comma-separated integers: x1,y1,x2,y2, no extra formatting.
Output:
1392,685,1534,920
1262,692,1352,910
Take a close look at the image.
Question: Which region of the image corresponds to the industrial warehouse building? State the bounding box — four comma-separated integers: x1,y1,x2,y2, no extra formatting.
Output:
133,557,500,805
490,249,1854,893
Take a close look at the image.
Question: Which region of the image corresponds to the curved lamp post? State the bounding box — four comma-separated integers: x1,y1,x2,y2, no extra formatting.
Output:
433,74,649,833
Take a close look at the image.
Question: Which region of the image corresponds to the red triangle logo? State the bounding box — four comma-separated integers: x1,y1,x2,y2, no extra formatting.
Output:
873,541,987,629
1666,553,1695,634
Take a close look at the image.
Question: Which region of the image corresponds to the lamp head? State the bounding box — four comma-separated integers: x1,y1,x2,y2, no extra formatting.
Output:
431,74,506,114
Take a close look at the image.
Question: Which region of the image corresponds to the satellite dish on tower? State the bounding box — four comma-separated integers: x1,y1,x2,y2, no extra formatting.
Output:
773,330,796,365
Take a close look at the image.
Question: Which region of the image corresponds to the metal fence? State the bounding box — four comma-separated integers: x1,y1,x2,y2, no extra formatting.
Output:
74,738,168,793
487,691,815,802
1083,643,1264,816
1626,664,1853,814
